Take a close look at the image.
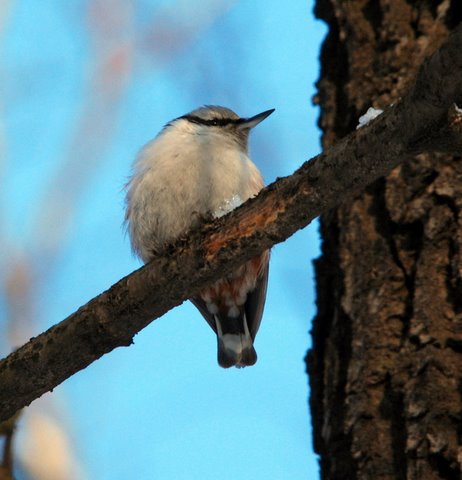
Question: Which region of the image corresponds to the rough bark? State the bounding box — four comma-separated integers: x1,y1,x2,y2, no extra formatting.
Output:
308,1,462,479
1,19,462,426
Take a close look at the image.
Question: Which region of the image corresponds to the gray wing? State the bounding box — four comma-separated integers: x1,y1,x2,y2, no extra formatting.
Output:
245,261,269,340
190,297,217,333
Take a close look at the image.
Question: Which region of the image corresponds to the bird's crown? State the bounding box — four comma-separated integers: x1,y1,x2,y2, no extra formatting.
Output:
179,105,241,127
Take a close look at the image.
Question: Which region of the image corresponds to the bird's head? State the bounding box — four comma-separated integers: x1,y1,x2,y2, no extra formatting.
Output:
169,105,275,150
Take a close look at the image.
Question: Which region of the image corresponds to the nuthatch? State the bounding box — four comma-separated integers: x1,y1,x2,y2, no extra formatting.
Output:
125,106,273,368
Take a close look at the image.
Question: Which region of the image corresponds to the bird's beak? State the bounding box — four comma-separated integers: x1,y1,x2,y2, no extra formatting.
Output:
237,108,275,130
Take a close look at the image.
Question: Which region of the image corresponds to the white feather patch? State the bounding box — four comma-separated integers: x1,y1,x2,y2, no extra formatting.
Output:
222,334,243,355
227,306,240,318
213,194,244,218
206,302,218,314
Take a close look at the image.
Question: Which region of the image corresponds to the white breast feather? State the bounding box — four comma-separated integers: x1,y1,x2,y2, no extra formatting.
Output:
125,120,263,262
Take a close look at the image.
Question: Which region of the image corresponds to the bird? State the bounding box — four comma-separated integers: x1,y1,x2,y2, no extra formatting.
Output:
125,105,274,368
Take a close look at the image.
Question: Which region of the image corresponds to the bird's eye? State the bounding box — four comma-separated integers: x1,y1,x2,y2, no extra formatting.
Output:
210,120,219,126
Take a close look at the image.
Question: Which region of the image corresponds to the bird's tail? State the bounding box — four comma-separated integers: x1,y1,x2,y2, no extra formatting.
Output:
214,312,257,368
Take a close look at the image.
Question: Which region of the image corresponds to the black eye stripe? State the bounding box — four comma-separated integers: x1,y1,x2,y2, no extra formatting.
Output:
180,115,243,127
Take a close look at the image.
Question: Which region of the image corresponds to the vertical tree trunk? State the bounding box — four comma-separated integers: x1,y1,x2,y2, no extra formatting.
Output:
307,1,462,479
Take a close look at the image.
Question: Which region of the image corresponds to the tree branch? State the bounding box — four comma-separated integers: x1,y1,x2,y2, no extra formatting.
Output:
1,24,462,423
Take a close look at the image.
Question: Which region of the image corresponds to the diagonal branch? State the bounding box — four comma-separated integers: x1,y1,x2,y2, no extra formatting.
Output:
1,23,462,423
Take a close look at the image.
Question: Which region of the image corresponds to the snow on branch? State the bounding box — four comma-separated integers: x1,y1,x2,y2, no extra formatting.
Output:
1,24,462,423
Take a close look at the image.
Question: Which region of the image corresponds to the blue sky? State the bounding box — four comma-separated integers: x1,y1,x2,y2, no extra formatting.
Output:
0,1,326,479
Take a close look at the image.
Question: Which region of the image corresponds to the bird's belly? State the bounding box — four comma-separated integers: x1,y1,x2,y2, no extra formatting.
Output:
128,143,263,262
150,156,259,243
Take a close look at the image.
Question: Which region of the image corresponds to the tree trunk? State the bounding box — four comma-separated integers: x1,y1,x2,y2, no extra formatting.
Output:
308,1,462,479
